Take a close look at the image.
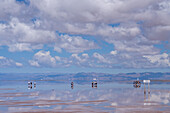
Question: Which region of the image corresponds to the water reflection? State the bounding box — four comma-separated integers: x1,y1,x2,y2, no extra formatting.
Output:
71,82,74,89
132,80,152,105
28,81,36,89
92,78,97,88
143,80,151,103
0,80,169,113
133,80,141,88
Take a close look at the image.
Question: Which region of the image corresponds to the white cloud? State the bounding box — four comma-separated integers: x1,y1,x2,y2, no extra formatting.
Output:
82,53,89,59
8,43,32,52
29,0,158,24
29,60,40,67
93,52,111,64
112,36,160,55
0,56,6,60
0,0,170,69
69,53,91,67
71,54,82,62
0,18,97,53
143,53,170,67
54,35,98,53
110,50,117,55
29,51,56,67
146,26,170,42
71,53,89,63
10,18,56,44
55,56,61,61
54,47,62,53
28,50,170,69
15,62,23,67
8,43,43,52
60,23,141,41
0,0,22,20
0,56,23,67
0,18,56,52
97,25,141,41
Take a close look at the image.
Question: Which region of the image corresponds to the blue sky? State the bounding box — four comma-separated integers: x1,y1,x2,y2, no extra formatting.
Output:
0,0,170,73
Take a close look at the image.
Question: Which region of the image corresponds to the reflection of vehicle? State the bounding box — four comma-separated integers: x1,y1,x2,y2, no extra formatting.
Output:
92,78,97,88
143,80,150,94
143,80,151,104
143,80,150,83
133,80,141,88
133,80,141,84
133,83,141,88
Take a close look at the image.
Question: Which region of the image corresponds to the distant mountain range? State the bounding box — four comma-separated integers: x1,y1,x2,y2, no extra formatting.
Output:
0,72,170,83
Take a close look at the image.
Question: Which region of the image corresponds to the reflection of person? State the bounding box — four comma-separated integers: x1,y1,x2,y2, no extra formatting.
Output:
34,82,36,89
28,85,32,89
71,82,74,89
28,81,36,89
92,79,97,88
28,81,32,85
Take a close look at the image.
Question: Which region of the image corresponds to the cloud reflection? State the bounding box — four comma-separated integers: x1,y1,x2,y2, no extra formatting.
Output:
0,82,169,112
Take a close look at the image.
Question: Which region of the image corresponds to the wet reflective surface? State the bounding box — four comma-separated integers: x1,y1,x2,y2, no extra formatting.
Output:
0,80,170,113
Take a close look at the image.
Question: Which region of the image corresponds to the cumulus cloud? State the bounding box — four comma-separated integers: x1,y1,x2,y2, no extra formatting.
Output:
110,50,117,55
0,0,22,20
29,50,74,68
0,18,97,53
113,40,159,55
93,52,111,64
0,56,23,67
54,35,98,53
8,43,36,52
143,53,170,67
29,51,111,68
146,26,170,42
70,53,90,66
15,62,23,67
0,18,56,51
0,0,170,69
29,0,159,24
29,51,57,67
